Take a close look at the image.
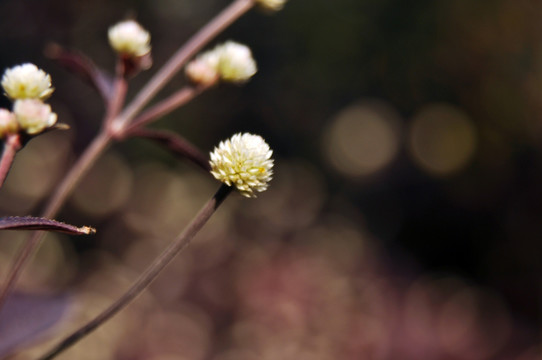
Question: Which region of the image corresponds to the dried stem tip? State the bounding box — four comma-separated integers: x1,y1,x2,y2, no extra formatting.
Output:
210,133,273,197
1,63,54,100
108,20,151,57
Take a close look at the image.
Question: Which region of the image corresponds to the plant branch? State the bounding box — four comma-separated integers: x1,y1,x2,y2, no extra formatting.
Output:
114,0,254,130
124,84,209,133
0,134,22,188
0,131,112,313
104,65,128,131
128,127,211,172
38,184,232,360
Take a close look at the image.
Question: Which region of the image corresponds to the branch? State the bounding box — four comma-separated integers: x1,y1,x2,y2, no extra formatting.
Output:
0,217,95,235
128,127,211,172
0,134,22,189
124,85,209,133
38,184,232,360
44,43,114,101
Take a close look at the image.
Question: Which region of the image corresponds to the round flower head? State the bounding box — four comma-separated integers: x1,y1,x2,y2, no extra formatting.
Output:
185,51,220,86
108,20,151,57
1,63,54,100
0,109,18,138
216,41,257,83
13,99,57,135
256,0,288,11
210,133,274,198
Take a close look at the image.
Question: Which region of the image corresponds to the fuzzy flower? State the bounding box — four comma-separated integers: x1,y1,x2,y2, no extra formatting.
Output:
0,109,18,138
210,133,273,198
13,99,57,135
216,41,257,83
108,20,151,57
185,51,220,86
256,0,288,11
1,63,54,100
187,41,257,84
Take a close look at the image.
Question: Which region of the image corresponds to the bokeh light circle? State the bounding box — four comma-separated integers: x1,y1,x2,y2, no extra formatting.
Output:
323,100,401,178
408,104,477,176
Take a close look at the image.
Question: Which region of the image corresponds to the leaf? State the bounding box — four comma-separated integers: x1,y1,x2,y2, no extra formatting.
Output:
130,128,212,172
44,42,114,101
0,292,72,357
0,216,96,235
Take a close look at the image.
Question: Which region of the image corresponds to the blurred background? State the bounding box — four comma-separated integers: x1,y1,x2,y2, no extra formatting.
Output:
0,0,542,358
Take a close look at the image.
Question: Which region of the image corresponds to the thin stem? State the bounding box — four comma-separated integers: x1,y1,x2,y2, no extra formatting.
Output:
127,127,211,172
38,184,232,360
0,131,112,313
114,0,254,130
104,66,128,131
0,134,22,188
123,84,209,134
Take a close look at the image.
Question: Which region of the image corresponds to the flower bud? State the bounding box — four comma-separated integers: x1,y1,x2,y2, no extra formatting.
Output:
1,63,54,100
187,41,257,84
210,133,274,197
216,41,257,83
185,51,220,86
13,99,57,135
108,20,151,57
256,0,288,11
0,109,18,138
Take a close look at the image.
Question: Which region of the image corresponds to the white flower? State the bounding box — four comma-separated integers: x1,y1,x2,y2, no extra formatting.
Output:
108,20,151,57
0,109,18,138
210,133,274,198
185,51,220,85
187,41,257,84
13,99,57,135
1,63,54,100
216,41,257,83
256,0,287,11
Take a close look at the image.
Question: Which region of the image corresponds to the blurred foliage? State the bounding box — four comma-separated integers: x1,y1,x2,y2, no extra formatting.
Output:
1,0,542,358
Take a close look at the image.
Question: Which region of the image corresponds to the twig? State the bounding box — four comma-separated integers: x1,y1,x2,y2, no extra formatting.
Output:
38,184,232,360
128,127,211,172
0,134,22,188
0,131,112,313
124,85,208,133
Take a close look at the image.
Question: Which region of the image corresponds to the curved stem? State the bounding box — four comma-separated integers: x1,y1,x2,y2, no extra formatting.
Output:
114,0,254,130
124,84,208,134
0,134,22,188
38,184,232,360
0,131,112,313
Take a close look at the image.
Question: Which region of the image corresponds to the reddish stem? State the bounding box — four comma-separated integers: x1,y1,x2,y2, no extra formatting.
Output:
0,134,22,188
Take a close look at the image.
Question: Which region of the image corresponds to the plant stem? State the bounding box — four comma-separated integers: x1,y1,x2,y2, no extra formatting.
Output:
38,184,232,360
0,134,22,188
124,85,208,134
114,0,254,130
0,131,112,313
104,73,128,130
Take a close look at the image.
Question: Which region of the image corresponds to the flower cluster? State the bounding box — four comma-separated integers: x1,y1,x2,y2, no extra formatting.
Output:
0,63,57,137
108,20,151,58
186,41,257,85
210,133,274,197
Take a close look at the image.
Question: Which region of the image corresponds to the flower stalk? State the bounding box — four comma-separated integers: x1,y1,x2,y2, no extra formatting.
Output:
0,134,22,188
38,184,232,360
